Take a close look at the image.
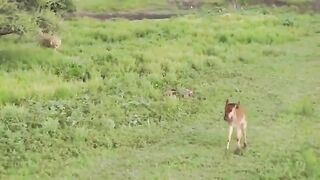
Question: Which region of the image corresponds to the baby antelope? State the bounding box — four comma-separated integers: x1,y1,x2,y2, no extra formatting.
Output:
224,99,247,150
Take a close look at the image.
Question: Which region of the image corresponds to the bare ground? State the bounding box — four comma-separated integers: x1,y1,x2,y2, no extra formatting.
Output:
65,10,191,20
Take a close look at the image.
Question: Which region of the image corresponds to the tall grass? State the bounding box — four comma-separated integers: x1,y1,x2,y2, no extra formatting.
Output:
0,70,81,104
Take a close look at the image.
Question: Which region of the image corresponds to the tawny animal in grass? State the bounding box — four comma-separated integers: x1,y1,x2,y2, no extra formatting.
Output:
224,99,247,150
164,88,178,97
164,88,193,98
178,88,193,98
38,30,61,49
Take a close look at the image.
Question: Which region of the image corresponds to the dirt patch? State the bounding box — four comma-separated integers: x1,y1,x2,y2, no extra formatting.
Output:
167,0,203,10
67,11,187,20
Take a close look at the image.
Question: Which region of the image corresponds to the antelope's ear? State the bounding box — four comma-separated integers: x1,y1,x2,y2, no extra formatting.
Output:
236,101,240,109
226,99,229,105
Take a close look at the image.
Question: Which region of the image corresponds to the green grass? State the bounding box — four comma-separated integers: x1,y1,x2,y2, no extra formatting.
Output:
0,8,320,179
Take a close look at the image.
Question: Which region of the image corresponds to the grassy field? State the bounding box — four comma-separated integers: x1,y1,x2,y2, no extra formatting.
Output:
0,6,320,179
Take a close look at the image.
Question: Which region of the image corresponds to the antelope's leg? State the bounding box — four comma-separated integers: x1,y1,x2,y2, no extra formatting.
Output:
236,127,242,149
242,122,247,148
227,125,233,150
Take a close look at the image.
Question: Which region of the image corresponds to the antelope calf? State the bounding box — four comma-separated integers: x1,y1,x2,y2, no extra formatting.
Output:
224,99,247,150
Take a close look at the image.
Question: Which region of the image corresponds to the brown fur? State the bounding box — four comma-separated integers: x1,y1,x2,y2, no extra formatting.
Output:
224,103,245,123
38,31,61,49
178,88,193,98
164,88,177,97
164,88,193,98
224,99,248,150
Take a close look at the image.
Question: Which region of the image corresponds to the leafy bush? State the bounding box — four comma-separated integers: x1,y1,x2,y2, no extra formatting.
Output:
0,0,75,36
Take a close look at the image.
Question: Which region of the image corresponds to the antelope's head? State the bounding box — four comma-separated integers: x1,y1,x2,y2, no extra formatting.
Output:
224,99,240,121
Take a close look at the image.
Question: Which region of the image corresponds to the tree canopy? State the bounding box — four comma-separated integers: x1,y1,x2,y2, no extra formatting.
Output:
0,0,75,36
